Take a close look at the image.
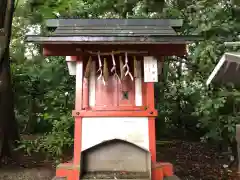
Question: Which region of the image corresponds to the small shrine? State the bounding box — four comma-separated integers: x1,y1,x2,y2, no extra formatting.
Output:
206,51,240,85
26,19,201,180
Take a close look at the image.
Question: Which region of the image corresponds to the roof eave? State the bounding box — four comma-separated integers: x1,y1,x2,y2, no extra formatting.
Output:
206,52,240,86
224,41,240,46
25,35,203,45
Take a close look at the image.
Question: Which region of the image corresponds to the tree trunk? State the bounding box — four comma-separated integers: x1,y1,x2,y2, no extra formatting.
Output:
0,0,20,164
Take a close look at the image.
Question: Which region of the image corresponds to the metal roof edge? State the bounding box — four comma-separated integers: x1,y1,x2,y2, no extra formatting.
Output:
206,54,226,86
224,41,240,46
45,19,183,28
25,34,202,38
225,52,240,58
25,35,202,44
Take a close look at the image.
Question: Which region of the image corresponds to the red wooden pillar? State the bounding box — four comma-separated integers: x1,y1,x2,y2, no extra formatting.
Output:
72,56,83,180
146,82,156,162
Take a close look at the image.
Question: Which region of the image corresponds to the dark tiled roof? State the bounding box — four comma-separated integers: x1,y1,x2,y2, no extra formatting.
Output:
53,26,177,36
26,19,202,44
48,19,181,36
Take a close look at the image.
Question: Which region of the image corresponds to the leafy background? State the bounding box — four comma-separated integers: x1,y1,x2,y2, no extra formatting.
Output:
10,0,240,164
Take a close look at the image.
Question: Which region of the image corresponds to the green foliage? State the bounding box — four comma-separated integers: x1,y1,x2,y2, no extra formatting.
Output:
36,113,74,158
13,55,75,157
11,6,75,158
16,114,73,160
194,87,240,143
155,0,240,145
12,56,75,159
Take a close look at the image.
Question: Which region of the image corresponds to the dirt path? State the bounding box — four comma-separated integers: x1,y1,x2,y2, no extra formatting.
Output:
0,167,54,180
157,140,239,180
0,140,239,180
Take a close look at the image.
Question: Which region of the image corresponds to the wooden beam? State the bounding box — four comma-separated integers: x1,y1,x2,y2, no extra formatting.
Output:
43,44,187,57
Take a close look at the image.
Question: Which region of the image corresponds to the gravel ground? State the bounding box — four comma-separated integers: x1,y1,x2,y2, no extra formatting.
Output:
157,140,239,180
0,140,239,180
0,167,55,180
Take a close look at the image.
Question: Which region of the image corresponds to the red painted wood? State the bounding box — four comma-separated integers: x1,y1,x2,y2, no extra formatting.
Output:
149,117,156,162
95,76,135,107
152,168,164,180
70,56,78,61
95,76,118,107
91,106,145,111
146,83,157,162
43,44,187,56
161,163,174,177
73,117,82,165
146,83,155,109
152,162,174,180
118,77,135,106
142,81,147,107
72,109,158,117
153,162,174,177
56,168,69,177
67,171,74,180
72,169,80,180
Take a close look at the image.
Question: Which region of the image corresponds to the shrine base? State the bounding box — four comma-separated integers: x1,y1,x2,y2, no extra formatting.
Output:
53,161,175,180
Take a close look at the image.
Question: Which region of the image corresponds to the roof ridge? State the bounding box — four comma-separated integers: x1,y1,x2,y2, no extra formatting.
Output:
45,19,183,28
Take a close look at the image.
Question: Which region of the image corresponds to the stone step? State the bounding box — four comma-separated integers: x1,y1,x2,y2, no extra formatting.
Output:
163,175,181,180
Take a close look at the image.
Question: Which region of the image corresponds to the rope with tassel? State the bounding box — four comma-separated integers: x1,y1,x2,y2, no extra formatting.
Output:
111,52,120,82
103,58,109,83
95,51,139,85
119,56,125,80
84,56,92,79
133,56,139,78
122,52,134,81
97,52,105,85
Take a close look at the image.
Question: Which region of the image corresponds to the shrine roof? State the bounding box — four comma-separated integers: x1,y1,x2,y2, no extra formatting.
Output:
206,52,240,86
26,19,202,44
206,40,240,86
